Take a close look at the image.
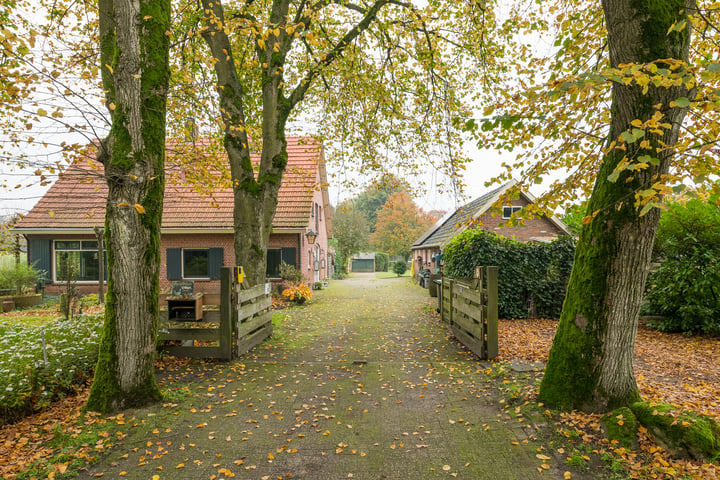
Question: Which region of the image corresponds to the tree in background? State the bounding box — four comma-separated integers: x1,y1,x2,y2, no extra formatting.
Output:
333,203,370,274
643,198,720,335
371,191,434,260
354,175,408,233
85,0,171,413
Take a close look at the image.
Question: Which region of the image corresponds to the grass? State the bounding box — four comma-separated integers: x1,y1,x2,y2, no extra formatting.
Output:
374,270,411,279
0,305,62,327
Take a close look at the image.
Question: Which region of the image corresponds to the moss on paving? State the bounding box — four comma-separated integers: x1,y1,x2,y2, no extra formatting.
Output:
74,275,594,479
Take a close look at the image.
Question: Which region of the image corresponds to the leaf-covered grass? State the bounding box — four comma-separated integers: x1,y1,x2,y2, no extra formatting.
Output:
0,307,62,328
0,312,103,425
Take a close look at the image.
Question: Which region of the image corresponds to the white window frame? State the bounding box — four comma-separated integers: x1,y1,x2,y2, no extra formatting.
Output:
53,239,104,283
502,206,522,219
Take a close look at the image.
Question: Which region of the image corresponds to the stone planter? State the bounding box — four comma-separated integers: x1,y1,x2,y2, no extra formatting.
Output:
12,294,42,309
2,297,14,313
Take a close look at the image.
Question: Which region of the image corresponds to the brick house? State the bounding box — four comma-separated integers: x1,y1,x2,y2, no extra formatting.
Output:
411,180,571,277
13,137,333,296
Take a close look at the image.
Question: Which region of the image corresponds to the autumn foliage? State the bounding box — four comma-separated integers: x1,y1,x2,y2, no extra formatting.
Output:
370,191,435,259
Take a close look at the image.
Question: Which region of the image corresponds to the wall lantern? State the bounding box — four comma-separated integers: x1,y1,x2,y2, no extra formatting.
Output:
305,230,318,245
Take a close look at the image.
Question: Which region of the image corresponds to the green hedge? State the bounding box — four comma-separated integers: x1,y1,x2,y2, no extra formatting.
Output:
375,252,389,272
642,200,720,335
444,230,575,319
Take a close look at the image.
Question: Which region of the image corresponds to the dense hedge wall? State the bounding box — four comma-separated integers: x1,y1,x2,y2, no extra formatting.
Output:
642,200,720,335
375,252,389,272
444,229,575,319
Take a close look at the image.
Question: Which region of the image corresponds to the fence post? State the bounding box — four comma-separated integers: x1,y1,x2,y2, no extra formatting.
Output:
485,266,498,359
219,267,234,360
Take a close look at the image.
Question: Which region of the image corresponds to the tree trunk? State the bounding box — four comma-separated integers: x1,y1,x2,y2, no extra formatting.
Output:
86,0,171,413
539,0,695,412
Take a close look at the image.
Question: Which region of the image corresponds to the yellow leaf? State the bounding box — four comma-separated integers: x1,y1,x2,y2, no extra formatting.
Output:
143,15,153,20
176,463,185,469
37,108,47,116
105,64,113,74
48,211,55,217
536,454,551,460
153,476,159,480
134,204,146,214
109,103,116,110
268,453,274,459
564,472,572,479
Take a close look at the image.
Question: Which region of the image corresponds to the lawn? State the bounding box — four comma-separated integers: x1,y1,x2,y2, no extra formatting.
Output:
375,270,411,278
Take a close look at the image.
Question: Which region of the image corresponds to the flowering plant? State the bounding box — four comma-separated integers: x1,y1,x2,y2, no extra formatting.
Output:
281,282,312,304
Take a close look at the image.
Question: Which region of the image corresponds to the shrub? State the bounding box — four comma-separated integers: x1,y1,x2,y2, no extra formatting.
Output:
0,262,43,295
375,252,389,272
392,260,407,276
443,229,575,319
642,200,720,335
0,312,103,424
282,282,312,304
279,261,305,284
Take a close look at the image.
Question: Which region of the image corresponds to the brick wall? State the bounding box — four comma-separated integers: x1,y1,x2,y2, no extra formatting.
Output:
477,198,566,242
413,247,440,276
160,233,235,294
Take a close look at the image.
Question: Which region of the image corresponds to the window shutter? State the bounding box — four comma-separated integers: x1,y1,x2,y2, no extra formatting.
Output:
29,239,51,280
281,247,297,268
167,248,182,280
208,248,224,280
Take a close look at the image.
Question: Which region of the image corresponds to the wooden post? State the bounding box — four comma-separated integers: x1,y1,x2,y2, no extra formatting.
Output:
447,278,454,325
486,266,499,359
219,267,233,360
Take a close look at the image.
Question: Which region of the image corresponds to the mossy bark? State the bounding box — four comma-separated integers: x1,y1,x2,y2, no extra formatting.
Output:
538,0,695,412
631,401,720,462
86,0,171,413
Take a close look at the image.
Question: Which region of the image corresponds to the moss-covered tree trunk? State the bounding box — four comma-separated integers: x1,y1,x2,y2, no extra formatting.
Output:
199,0,390,286
86,0,171,413
538,0,695,412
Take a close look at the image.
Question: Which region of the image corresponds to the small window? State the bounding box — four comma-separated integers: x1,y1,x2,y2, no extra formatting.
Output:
167,247,223,280
502,206,522,219
183,249,209,278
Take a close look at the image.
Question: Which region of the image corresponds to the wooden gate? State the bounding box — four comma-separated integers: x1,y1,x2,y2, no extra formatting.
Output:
159,267,273,359
235,281,273,355
440,266,498,360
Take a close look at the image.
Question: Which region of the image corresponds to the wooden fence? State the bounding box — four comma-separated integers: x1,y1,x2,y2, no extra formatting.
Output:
158,267,273,360
439,266,498,360
236,282,273,355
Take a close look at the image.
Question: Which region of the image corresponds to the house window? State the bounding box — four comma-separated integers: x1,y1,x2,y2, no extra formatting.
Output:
166,248,223,280
54,240,105,282
183,249,209,278
502,206,522,219
266,248,297,277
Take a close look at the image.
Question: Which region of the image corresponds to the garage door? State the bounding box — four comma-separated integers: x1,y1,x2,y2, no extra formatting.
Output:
351,259,375,272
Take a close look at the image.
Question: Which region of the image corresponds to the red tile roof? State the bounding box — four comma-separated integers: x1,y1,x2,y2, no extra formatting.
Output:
15,137,325,232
